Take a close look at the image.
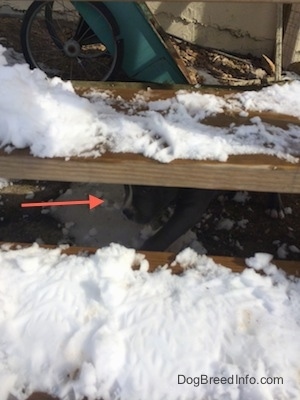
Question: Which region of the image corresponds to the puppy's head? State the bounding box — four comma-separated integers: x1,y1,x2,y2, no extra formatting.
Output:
123,185,178,224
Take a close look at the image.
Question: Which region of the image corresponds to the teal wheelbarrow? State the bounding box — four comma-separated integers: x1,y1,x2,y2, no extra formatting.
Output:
20,0,191,84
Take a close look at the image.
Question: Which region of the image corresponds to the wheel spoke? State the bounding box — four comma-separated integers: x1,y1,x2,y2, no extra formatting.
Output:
74,17,93,43
21,0,121,81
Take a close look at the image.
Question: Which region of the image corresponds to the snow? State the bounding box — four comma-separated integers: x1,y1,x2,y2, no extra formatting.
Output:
289,245,300,254
233,191,251,204
0,177,9,190
216,217,235,231
0,44,300,163
0,244,300,400
0,45,300,400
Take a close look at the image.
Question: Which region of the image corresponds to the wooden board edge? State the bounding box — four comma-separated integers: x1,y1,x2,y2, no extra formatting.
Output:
1,242,299,276
0,149,299,193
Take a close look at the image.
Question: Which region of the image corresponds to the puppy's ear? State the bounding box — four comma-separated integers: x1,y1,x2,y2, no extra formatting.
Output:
123,185,133,208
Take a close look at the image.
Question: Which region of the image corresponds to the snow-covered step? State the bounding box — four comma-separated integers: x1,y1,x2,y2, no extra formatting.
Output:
0,243,299,400
1,79,300,193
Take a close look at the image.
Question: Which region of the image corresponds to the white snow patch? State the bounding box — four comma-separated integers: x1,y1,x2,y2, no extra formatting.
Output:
233,191,251,203
216,218,235,231
277,243,289,259
0,44,300,163
0,177,10,190
237,219,249,229
0,244,299,400
289,245,300,254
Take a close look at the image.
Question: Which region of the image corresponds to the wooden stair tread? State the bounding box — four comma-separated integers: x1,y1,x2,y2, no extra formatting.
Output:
1,148,299,193
1,82,299,193
1,242,299,276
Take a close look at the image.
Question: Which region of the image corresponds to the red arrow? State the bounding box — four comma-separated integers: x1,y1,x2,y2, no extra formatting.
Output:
21,194,104,210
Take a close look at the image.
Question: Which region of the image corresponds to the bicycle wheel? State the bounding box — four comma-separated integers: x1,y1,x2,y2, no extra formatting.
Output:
21,0,123,81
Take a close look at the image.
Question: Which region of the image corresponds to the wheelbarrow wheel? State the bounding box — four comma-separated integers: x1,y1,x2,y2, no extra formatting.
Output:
20,0,123,81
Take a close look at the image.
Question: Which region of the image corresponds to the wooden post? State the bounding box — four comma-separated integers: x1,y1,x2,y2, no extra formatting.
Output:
275,3,283,81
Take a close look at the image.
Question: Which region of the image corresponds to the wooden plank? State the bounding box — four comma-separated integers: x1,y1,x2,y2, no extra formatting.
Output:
0,242,176,273
1,82,299,193
73,80,256,97
74,80,300,126
73,80,241,98
1,242,299,276
275,3,283,81
26,394,58,400
1,149,299,193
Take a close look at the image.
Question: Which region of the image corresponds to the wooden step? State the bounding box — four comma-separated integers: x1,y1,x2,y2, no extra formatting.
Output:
1,242,299,276
1,82,299,193
1,149,299,193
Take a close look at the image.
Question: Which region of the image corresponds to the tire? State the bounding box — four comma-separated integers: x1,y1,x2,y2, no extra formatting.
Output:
20,0,123,81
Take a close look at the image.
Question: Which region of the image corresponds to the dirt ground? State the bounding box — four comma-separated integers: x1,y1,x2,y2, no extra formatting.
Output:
0,14,299,261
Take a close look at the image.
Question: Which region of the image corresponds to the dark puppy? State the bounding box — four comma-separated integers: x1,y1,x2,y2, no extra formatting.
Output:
123,185,285,252
123,185,217,251
266,192,285,219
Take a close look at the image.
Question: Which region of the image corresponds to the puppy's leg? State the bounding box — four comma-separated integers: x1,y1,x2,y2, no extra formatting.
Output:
266,193,285,219
140,189,217,251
